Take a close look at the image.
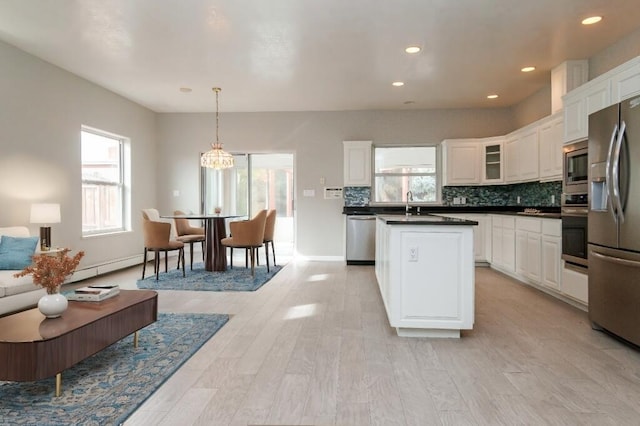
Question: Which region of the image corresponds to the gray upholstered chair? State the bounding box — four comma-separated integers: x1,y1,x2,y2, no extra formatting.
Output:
173,210,206,270
141,210,185,280
221,210,267,276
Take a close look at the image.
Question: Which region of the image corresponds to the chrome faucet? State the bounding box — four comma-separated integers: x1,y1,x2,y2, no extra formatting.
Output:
406,191,413,215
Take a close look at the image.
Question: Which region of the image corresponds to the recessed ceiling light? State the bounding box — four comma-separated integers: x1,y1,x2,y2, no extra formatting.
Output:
582,16,602,25
487,94,499,99
392,81,405,87
521,66,536,72
179,87,192,93
405,46,421,54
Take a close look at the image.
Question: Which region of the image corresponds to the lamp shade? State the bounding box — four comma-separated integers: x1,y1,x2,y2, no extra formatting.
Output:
30,203,61,224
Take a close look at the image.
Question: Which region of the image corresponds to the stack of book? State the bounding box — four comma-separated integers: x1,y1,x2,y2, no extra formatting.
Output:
66,285,120,302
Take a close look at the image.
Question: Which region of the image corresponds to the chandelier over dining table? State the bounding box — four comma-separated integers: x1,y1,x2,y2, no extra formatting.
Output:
201,87,234,169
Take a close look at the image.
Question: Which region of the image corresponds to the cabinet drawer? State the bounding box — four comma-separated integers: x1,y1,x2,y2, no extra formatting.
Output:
515,217,540,233
501,216,516,230
542,219,561,237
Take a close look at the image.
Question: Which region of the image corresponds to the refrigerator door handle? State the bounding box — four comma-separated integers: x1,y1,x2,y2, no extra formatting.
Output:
605,124,619,221
591,250,640,268
612,120,626,223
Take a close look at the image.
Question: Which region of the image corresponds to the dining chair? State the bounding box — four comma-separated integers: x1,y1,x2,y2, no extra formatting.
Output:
221,210,267,276
141,210,185,280
260,209,277,272
173,210,206,270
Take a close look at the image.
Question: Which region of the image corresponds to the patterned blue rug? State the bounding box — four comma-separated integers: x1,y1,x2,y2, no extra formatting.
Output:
0,312,228,425
136,262,283,291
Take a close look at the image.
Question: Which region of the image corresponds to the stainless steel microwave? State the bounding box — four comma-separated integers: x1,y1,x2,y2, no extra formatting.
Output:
563,140,588,195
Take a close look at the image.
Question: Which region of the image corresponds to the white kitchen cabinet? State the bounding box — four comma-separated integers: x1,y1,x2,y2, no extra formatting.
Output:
343,140,372,186
515,217,542,283
562,55,640,144
519,128,540,181
491,215,515,273
612,58,640,102
563,76,612,144
505,127,539,183
439,213,491,262
561,265,588,304
481,138,504,184
504,136,518,182
442,139,482,185
541,219,562,291
563,91,584,144
538,113,563,181
551,60,589,114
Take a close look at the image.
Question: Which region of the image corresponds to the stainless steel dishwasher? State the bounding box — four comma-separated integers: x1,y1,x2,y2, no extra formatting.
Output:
346,215,376,264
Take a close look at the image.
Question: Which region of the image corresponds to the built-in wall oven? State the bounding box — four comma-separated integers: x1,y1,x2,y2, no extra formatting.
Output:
561,140,589,269
561,204,588,269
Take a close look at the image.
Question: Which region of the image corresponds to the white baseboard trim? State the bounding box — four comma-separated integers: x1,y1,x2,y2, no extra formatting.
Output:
70,255,145,283
295,255,344,262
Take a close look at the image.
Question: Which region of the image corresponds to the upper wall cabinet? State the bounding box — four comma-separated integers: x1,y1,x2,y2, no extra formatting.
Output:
442,137,505,186
563,55,640,144
505,126,539,183
343,140,372,186
551,60,589,114
538,113,563,181
563,79,611,143
343,141,372,186
612,59,640,103
441,139,482,185
481,137,504,184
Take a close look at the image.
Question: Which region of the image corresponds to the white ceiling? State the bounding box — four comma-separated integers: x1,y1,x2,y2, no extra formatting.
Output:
1,0,639,113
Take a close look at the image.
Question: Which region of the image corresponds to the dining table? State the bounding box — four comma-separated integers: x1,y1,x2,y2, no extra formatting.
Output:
161,213,241,272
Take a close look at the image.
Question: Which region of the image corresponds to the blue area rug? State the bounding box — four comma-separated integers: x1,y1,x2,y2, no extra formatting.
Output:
0,312,228,425
136,262,283,291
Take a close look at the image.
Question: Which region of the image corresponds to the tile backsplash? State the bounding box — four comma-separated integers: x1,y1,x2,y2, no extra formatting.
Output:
344,186,371,206
441,181,562,207
344,181,561,207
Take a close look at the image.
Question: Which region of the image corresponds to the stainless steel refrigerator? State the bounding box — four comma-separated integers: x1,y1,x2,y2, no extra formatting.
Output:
588,96,640,346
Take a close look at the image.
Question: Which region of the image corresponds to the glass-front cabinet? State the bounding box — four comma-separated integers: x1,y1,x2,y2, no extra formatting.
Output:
481,137,504,184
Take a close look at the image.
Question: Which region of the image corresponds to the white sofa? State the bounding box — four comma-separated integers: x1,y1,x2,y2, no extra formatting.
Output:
0,226,46,315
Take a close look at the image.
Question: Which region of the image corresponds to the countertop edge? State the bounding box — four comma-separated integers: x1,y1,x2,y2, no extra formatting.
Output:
343,206,561,219
376,214,479,226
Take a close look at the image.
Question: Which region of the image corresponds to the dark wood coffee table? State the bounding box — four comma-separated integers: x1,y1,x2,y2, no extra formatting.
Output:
0,289,158,396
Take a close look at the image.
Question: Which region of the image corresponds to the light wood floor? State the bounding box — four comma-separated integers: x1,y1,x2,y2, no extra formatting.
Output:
81,260,640,425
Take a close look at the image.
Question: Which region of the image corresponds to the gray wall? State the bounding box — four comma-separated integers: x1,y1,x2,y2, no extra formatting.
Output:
589,26,640,79
511,85,552,129
0,40,157,268
157,109,514,258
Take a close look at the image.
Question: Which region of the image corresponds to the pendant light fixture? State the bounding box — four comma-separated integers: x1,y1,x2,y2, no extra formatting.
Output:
200,87,234,169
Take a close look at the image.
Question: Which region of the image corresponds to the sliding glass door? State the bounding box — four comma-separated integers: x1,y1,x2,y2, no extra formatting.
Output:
201,153,294,254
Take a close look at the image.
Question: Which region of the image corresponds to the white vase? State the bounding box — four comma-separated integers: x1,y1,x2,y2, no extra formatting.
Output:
38,292,68,318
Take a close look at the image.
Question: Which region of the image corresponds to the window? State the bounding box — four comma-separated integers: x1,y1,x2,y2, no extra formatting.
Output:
373,146,440,204
81,128,128,235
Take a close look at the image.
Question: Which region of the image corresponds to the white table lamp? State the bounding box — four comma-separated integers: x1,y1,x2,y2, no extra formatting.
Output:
30,203,61,251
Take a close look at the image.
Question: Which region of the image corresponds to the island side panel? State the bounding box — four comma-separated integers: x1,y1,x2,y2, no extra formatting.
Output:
376,219,475,337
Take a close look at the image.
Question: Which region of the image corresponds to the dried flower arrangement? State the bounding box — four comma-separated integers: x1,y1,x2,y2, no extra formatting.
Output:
14,249,85,294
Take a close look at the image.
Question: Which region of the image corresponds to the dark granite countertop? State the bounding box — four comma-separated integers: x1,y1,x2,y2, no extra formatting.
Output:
343,205,561,219
377,214,479,226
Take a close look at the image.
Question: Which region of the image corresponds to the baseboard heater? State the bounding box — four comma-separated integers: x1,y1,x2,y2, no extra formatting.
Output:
70,255,145,283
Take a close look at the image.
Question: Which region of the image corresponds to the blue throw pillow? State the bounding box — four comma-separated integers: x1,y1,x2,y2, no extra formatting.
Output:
0,235,39,270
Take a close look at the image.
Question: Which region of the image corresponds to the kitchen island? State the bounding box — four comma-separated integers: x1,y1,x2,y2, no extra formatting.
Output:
375,214,477,338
